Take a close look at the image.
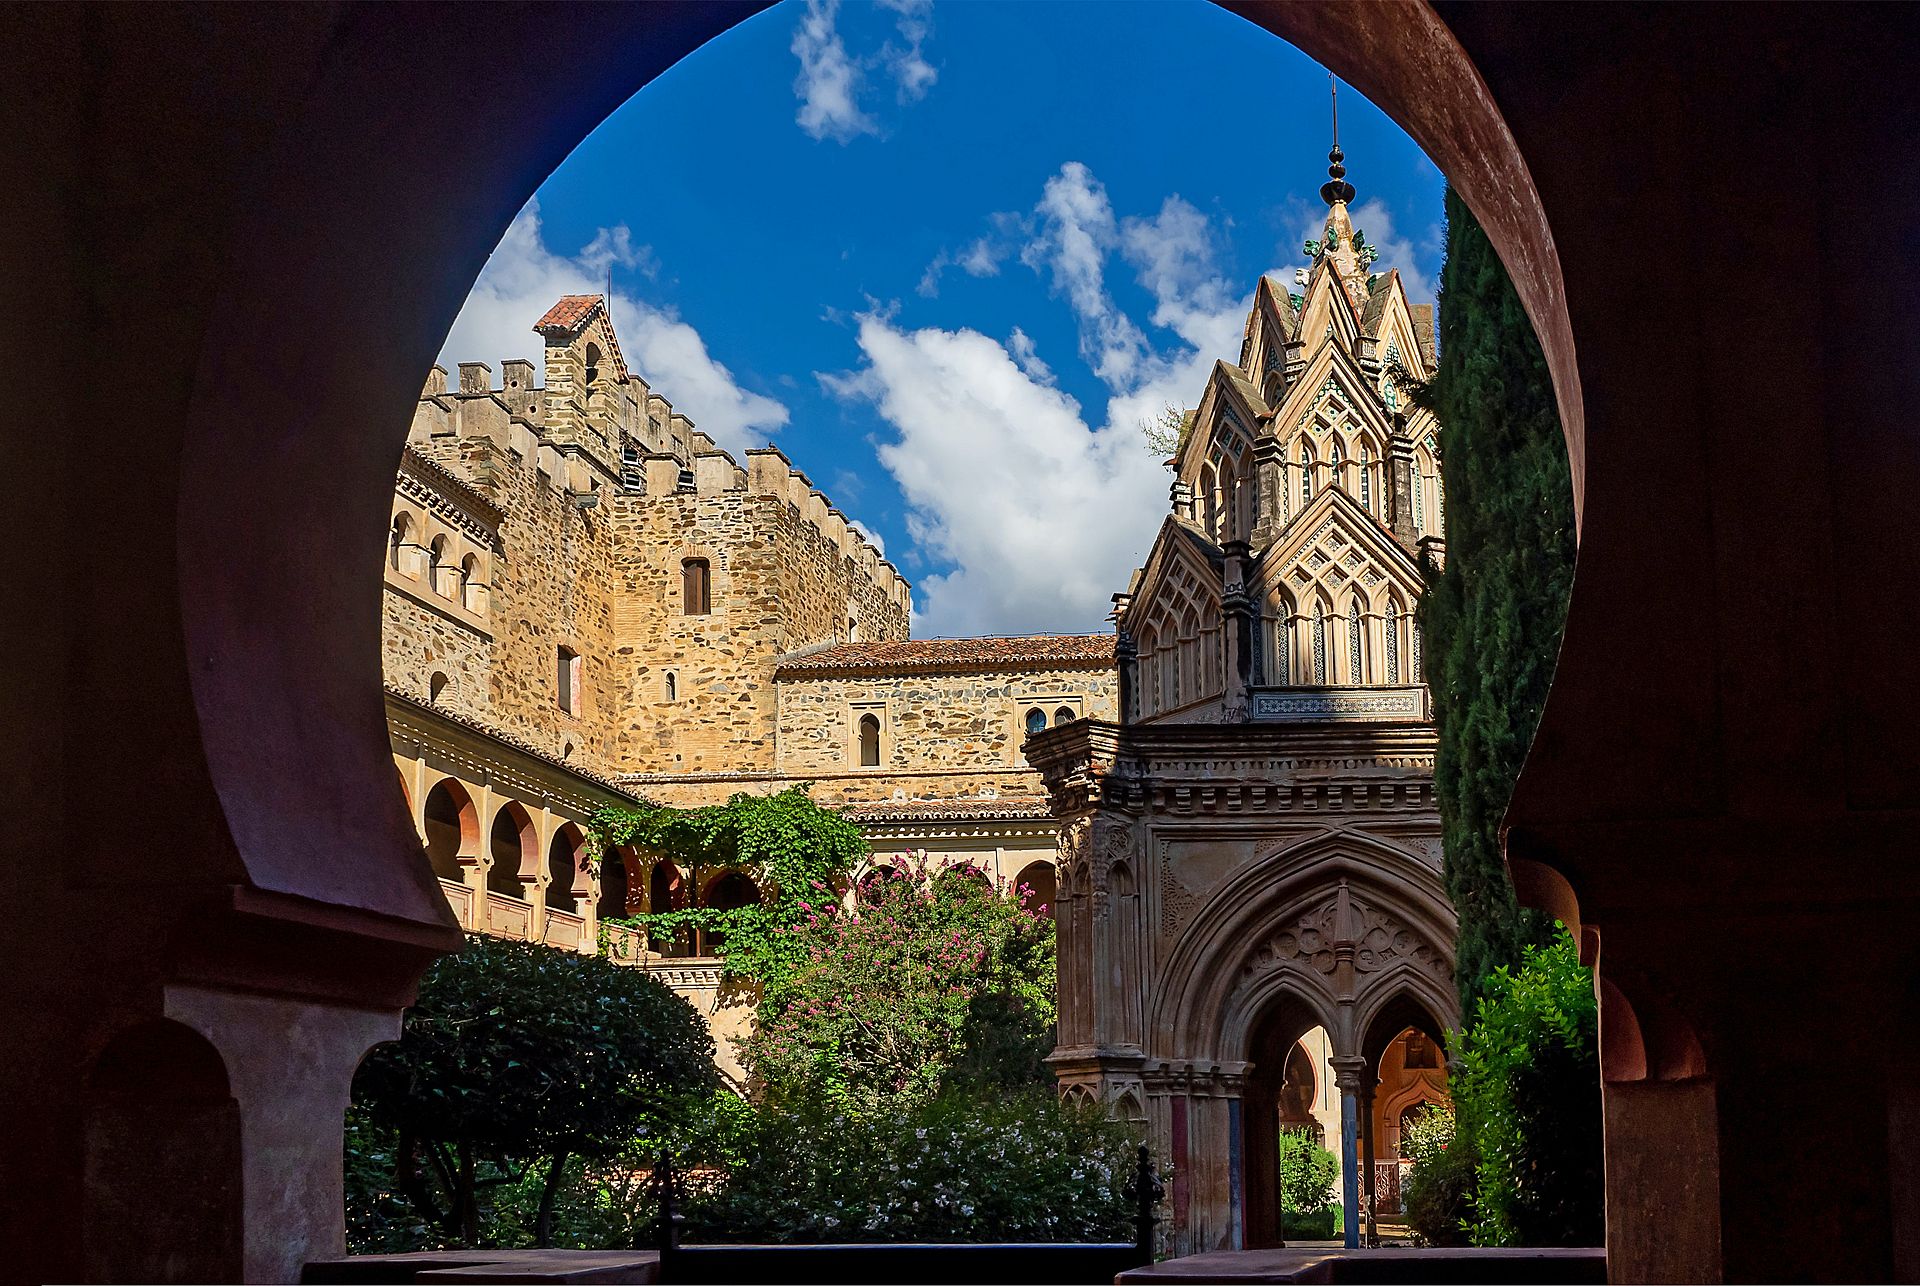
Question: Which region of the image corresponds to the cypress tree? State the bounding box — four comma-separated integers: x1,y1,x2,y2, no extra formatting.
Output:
1417,188,1577,1018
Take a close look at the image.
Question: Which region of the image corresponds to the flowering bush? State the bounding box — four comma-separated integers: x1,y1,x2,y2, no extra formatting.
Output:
1401,1105,1473,1247
678,1090,1140,1243
746,859,1056,1113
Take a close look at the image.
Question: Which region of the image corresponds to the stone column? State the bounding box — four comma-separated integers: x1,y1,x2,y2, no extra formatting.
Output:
1251,438,1284,546
1171,479,1195,523
1219,539,1254,721
1360,1081,1379,1247
166,986,403,1284
1332,1057,1367,1250
1387,423,1417,545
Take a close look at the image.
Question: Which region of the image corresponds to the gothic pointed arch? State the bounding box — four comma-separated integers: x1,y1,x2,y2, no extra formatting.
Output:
1149,832,1457,1064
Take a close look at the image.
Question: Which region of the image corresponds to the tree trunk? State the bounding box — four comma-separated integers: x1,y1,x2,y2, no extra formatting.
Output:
457,1143,480,1246
535,1151,570,1247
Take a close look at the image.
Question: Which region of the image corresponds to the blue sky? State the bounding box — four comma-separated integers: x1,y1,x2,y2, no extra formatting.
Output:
439,0,1443,637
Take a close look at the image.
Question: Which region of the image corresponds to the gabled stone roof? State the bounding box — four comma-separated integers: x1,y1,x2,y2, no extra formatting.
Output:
1361,269,1400,337
773,635,1116,678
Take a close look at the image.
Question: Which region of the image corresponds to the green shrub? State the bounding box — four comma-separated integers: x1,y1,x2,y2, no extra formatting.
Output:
1449,929,1603,1247
1401,1106,1474,1247
1277,1128,1337,1219
678,1090,1140,1243
348,934,718,1247
1281,1205,1343,1240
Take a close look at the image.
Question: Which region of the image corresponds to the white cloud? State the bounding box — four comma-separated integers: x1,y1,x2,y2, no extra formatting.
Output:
792,0,876,143
437,199,788,455
1021,162,1151,388
877,0,937,102
1006,326,1053,384
1283,196,1437,305
823,314,1167,636
849,519,886,557
827,163,1283,634
791,0,937,144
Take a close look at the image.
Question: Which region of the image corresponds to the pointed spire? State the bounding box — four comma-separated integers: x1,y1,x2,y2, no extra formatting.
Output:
1320,74,1356,207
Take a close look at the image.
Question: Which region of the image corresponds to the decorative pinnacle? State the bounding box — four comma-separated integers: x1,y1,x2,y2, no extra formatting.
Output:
1321,74,1356,206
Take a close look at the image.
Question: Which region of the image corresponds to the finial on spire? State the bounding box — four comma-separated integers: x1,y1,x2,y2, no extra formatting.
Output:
1321,73,1356,207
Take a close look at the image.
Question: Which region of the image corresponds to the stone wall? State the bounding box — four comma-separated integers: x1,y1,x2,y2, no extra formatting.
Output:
385,337,910,783
603,450,910,776
774,663,1119,784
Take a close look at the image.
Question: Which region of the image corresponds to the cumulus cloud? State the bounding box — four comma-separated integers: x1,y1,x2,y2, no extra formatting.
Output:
1283,196,1438,305
437,199,788,455
849,519,886,557
1020,162,1152,388
823,314,1167,636
917,232,1009,298
791,0,937,144
832,163,1289,634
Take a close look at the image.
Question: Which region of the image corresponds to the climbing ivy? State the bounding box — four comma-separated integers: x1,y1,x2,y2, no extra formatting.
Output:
590,787,868,990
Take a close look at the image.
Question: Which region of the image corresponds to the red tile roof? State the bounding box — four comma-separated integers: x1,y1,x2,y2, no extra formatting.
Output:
534,294,601,332
774,635,1117,677
531,295,632,383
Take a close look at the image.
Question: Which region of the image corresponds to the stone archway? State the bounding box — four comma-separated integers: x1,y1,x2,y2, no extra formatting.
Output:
21,4,1920,1281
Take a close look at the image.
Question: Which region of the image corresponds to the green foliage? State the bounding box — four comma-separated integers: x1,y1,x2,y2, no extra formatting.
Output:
1401,1105,1474,1248
746,860,1056,1114
1277,1128,1338,1218
1416,186,1576,1016
675,1090,1141,1243
1448,929,1603,1247
593,787,869,989
1142,403,1195,458
1282,1205,1343,1241
349,934,718,1246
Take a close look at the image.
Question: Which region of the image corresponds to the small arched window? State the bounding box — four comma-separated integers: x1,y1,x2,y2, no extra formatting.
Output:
1025,707,1048,735
1386,601,1402,684
459,554,480,611
389,512,411,573
1200,463,1218,538
664,671,678,702
1054,706,1075,727
1348,598,1365,683
1312,604,1329,684
1271,610,1291,683
584,341,602,390
857,713,881,767
428,535,449,597
682,557,711,615
1217,460,1236,540
428,671,450,704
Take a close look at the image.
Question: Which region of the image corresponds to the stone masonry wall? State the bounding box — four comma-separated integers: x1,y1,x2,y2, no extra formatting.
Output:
605,461,910,776
775,664,1120,783
387,356,909,784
